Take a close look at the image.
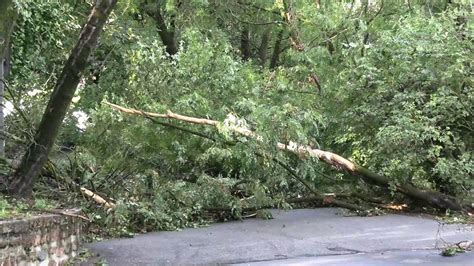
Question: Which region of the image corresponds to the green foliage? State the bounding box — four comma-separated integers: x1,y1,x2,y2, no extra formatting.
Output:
6,0,84,151
0,198,15,219
441,246,466,257
0,196,55,219
330,6,473,195
4,0,473,234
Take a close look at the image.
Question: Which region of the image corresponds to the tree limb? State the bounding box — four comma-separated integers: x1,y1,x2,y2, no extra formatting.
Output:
105,102,471,212
80,187,116,210
110,102,364,212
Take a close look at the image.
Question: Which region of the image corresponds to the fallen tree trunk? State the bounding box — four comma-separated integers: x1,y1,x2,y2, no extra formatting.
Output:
105,102,472,212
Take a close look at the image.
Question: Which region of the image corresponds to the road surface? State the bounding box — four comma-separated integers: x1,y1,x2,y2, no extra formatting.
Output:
86,208,473,265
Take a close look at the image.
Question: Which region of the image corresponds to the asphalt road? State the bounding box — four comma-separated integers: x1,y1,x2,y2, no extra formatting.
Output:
86,208,474,265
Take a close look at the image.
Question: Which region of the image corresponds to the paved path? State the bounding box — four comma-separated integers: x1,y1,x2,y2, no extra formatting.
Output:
87,208,473,265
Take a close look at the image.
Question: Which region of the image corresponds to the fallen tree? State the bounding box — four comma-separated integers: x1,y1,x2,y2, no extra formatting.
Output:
101,103,366,212
105,102,472,212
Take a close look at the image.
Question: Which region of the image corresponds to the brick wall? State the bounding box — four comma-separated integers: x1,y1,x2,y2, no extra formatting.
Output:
0,209,82,266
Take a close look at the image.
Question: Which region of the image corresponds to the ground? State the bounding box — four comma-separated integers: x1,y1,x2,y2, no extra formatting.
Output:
86,208,474,265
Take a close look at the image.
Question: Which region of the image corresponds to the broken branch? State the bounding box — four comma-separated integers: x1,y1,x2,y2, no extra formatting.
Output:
80,187,116,210
105,102,471,212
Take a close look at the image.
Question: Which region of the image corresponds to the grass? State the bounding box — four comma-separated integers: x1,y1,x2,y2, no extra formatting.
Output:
0,195,57,219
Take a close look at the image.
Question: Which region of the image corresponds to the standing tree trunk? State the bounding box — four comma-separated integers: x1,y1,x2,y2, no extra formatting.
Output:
9,0,118,198
0,0,16,57
143,1,179,56
269,29,284,69
0,0,17,158
240,26,251,60
258,27,271,66
0,57,4,158
152,8,178,55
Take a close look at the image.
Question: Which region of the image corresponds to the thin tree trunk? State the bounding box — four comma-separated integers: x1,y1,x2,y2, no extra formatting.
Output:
258,27,271,66
0,0,17,158
269,29,284,69
0,0,17,58
9,0,118,198
106,102,471,212
240,27,251,60
0,58,4,158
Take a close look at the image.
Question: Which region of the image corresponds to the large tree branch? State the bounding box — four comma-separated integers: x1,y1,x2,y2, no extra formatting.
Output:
107,101,365,212
105,102,471,212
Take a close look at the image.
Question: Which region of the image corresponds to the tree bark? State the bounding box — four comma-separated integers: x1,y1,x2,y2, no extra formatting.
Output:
9,0,118,198
106,102,472,212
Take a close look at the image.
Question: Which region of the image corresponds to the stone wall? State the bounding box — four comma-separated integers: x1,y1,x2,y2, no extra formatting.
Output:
0,209,82,266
